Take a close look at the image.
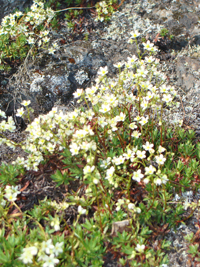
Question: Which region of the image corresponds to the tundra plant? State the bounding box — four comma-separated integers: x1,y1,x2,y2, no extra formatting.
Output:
95,0,118,22
0,0,120,71
0,32,200,266
0,0,55,71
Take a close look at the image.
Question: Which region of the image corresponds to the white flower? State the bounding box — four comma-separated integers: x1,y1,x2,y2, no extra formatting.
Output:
125,62,131,69
0,199,6,207
134,115,141,122
4,185,20,202
145,165,156,175
73,88,84,98
143,141,154,151
43,254,59,267
100,157,111,168
21,100,31,106
99,104,111,113
48,47,55,55
160,84,169,93
131,130,141,138
9,19,16,27
43,36,50,43
19,246,38,264
143,40,158,52
123,149,135,160
143,178,150,184
162,94,173,103
0,110,6,118
53,242,64,256
27,37,35,44
112,155,125,165
126,94,136,103
113,62,124,68
41,239,54,255
130,30,140,38
42,30,49,37
128,203,135,210
183,199,190,210
155,154,166,165
135,207,141,213
116,112,126,122
128,38,134,44
52,42,59,49
135,244,145,253
136,66,148,77
31,3,38,12
83,165,95,175
10,185,19,194
69,143,80,155
108,117,117,131
161,174,168,184
145,91,154,101
158,145,166,153
174,194,180,201
93,177,99,184
154,178,162,185
116,198,125,211
127,55,138,64
85,86,98,97
136,150,146,159
61,202,69,210
141,100,148,110
178,120,183,127
50,216,60,231
78,205,87,215
4,193,17,202
139,116,148,126
16,107,25,117
6,117,16,132
132,170,144,182
144,56,155,63
98,66,108,76
88,141,96,151
105,166,115,179
129,122,137,130
15,11,23,17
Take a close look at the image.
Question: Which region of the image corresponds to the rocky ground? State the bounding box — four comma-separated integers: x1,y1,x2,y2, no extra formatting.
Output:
1,0,200,266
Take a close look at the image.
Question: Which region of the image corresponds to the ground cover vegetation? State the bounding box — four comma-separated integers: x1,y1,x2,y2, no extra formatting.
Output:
0,0,200,266
0,0,119,72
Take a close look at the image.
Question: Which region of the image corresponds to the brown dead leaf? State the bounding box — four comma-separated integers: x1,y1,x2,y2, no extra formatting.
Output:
111,219,131,236
20,181,30,192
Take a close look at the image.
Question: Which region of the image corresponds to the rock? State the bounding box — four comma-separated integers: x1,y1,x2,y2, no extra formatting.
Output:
0,0,32,23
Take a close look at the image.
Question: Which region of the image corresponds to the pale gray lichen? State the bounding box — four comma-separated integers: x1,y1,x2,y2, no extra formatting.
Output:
74,70,89,85
30,76,44,92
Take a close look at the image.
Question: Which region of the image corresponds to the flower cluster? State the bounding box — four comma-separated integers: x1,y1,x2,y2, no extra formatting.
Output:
1,0,54,38
1,36,177,184
19,239,63,266
0,0,56,70
95,0,117,22
116,197,141,213
0,26,195,267
4,185,21,202
0,116,16,133
131,144,168,185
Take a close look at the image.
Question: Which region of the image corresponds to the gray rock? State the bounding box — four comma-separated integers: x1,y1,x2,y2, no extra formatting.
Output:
0,0,32,23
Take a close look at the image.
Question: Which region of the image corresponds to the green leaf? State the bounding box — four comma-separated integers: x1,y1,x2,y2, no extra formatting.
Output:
0,163,22,185
188,244,199,256
51,169,72,186
184,232,194,242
